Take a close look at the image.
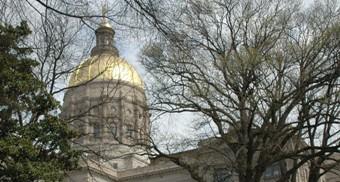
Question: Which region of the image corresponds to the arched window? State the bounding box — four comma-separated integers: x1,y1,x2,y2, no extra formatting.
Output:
105,39,110,45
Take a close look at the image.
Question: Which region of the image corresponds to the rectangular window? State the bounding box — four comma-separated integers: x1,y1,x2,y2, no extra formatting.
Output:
93,123,101,138
264,163,281,178
126,125,134,138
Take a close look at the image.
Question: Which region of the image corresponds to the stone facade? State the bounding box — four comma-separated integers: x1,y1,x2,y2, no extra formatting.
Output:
62,80,149,170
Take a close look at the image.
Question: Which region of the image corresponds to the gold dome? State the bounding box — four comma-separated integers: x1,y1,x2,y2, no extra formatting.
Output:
69,54,144,88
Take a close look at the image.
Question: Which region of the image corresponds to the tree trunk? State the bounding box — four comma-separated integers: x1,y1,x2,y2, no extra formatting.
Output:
308,166,320,182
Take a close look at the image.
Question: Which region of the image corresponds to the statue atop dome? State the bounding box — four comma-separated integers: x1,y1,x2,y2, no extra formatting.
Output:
101,2,108,19
99,1,112,29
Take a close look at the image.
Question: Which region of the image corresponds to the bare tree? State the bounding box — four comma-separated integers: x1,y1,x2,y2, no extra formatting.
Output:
121,0,340,181
0,0,95,95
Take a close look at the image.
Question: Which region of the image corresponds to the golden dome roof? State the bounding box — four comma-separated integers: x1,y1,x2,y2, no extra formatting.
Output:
69,10,143,89
69,54,144,88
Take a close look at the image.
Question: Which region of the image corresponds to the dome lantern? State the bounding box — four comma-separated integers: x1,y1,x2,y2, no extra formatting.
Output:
90,4,119,56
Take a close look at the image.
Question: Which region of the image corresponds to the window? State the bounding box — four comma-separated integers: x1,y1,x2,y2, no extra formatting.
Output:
138,110,143,119
89,102,102,118
264,163,281,178
93,123,101,138
126,125,134,138
111,123,117,137
105,39,110,45
79,123,85,135
112,163,118,169
214,168,232,182
111,105,117,112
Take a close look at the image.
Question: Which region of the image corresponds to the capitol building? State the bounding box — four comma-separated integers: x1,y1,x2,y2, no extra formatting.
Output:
61,16,339,182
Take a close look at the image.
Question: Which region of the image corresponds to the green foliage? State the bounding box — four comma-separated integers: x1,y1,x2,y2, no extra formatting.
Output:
0,21,80,181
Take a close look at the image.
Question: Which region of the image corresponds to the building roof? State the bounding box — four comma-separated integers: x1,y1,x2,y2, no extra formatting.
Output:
69,54,144,88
